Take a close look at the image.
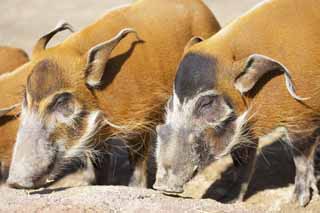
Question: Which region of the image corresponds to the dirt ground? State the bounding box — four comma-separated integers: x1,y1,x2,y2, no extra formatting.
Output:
1,0,320,212
1,140,320,213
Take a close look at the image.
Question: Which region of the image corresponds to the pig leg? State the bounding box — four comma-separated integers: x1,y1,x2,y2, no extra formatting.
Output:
128,151,148,187
291,136,319,207
128,138,150,187
48,159,97,188
0,161,9,184
230,139,258,202
94,153,111,185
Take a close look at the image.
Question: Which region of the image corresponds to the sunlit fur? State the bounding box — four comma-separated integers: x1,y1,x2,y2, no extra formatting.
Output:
154,89,255,193
7,0,221,188
155,0,320,206
0,46,28,75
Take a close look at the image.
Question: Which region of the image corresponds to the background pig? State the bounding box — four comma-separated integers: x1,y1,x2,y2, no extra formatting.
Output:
0,46,29,182
0,46,28,75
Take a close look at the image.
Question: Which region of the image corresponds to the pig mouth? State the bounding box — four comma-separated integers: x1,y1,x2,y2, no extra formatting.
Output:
31,154,66,189
7,157,58,190
8,172,52,189
154,168,199,195
163,188,184,195
153,178,184,194
154,183,184,194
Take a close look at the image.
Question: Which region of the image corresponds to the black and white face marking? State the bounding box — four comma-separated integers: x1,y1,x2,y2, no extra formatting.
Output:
7,100,106,189
7,60,109,189
174,53,216,103
154,88,239,193
154,52,220,193
8,110,58,189
153,52,253,193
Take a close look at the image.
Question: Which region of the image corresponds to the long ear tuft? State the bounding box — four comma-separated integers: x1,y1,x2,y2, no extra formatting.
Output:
85,28,140,88
234,54,309,101
0,104,20,117
32,20,74,56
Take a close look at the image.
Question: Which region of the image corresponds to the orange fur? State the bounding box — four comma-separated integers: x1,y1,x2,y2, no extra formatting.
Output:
0,46,28,180
1,0,221,184
188,0,320,137
0,46,28,75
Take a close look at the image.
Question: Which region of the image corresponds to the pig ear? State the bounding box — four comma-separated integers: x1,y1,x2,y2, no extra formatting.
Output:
234,54,308,101
85,28,140,88
0,104,19,117
184,36,204,53
32,21,73,56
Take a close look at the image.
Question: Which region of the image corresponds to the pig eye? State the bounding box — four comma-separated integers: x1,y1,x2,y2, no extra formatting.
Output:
49,93,75,116
196,95,217,113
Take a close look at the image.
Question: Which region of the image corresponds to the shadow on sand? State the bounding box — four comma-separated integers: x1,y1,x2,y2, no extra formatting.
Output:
202,140,295,202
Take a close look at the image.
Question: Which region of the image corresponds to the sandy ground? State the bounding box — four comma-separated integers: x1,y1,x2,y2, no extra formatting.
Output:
0,184,318,213
1,139,320,212
2,0,320,212
0,185,254,213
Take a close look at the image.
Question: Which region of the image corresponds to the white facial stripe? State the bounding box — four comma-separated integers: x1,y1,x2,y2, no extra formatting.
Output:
63,110,109,162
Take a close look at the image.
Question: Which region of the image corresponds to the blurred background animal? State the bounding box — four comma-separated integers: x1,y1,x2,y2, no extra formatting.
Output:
0,46,28,182
0,46,28,75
